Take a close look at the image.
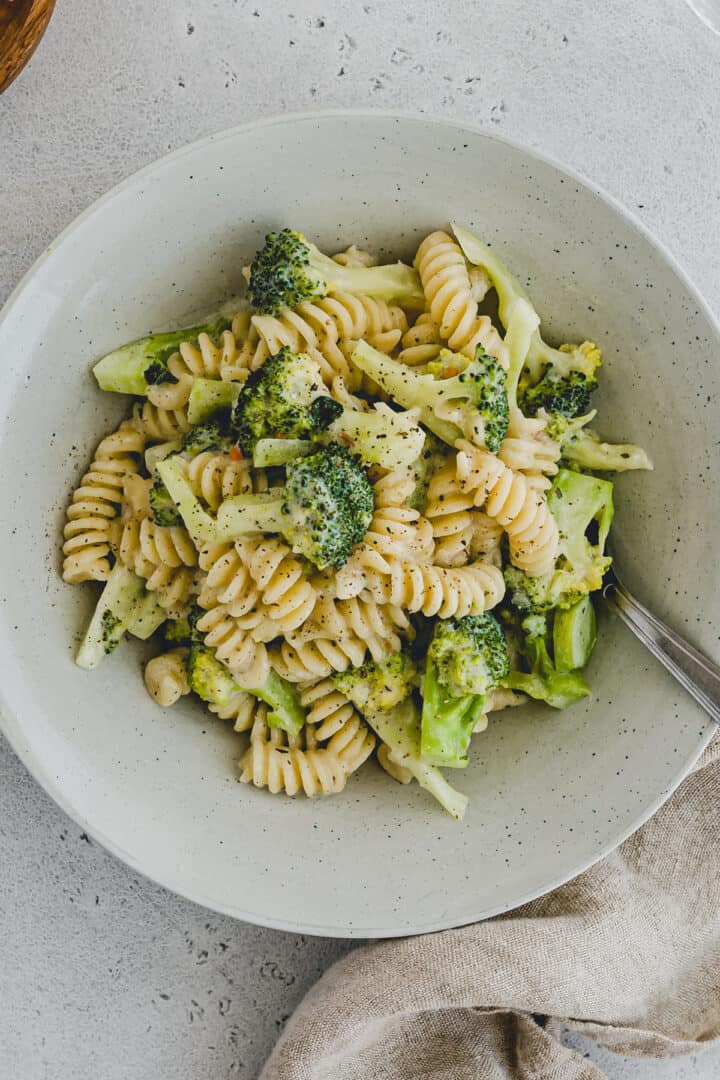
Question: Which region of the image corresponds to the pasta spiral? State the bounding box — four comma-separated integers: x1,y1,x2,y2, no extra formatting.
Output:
113,515,198,614
195,604,271,687
207,688,260,732
414,231,508,366
62,421,146,584
132,401,191,443
143,648,190,707
299,677,360,740
498,411,561,493
455,439,559,576
364,558,505,618
234,538,318,633
397,312,442,366
239,706,375,796
185,452,254,510
424,462,504,568
252,293,407,390
269,626,397,683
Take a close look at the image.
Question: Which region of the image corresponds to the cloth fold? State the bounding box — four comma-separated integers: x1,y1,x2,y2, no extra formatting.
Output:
262,738,720,1079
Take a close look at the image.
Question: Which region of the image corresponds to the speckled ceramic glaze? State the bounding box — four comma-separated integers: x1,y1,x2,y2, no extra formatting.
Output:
0,113,717,938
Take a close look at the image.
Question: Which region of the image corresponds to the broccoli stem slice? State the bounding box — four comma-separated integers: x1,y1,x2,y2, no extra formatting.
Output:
562,430,653,472
309,245,425,308
127,592,167,641
92,315,234,396
76,564,150,670
327,407,426,468
452,222,576,382
156,456,286,544
351,340,463,445
553,596,597,672
252,669,306,737
420,660,481,768
145,439,183,473
364,699,469,820
253,439,313,467
187,378,242,426
501,669,590,709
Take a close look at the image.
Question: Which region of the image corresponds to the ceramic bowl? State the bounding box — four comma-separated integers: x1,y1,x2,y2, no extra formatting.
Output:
0,112,717,937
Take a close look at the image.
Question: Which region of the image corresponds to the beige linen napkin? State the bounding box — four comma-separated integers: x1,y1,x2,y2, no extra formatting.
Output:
262,737,720,1079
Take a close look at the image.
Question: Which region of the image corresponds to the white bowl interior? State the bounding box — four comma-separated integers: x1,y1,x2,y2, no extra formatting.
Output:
0,114,717,936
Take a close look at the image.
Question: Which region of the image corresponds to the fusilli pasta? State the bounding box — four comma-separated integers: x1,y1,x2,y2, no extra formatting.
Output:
144,648,191,707
415,231,508,366
62,420,146,583
455,439,559,576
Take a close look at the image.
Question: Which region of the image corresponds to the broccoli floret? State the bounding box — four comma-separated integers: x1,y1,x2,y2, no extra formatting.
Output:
182,413,237,457
157,444,374,570
500,609,589,709
75,564,151,670
188,645,305,735
364,698,469,820
352,340,509,450
163,605,204,645
248,228,424,314
522,367,597,419
420,614,509,767
504,468,614,612
149,473,184,526
187,378,242,425
546,412,653,472
233,348,425,468
333,653,416,714
429,613,509,698
92,316,234,396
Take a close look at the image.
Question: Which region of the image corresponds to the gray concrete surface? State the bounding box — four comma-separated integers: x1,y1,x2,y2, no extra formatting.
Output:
1,1,719,1076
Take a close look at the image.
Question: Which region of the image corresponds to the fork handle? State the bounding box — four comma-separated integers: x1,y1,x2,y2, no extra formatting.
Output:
603,579,720,726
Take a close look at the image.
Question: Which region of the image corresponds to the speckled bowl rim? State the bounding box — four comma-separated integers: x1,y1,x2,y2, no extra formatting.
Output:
1,110,717,937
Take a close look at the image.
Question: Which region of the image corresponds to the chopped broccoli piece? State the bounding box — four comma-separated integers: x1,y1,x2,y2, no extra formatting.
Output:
553,595,597,672
548,412,653,472
149,473,183,526
501,609,590,709
522,367,597,419
253,438,313,467
365,698,469,820
157,444,374,569
352,339,509,450
333,653,416,714
248,228,424,314
187,378,242,426
428,613,509,698
182,413,237,457
420,614,509,767
75,564,150,669
504,468,614,612
163,605,204,646
188,645,305,735
233,348,425,468
145,439,183,473
232,348,336,452
127,591,167,641
92,316,233,396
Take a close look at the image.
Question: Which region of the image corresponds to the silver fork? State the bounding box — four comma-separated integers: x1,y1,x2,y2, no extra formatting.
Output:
603,567,720,725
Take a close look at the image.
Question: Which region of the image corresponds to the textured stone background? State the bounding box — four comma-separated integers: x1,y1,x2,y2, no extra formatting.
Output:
1,1,719,1077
